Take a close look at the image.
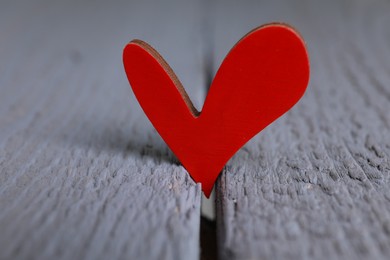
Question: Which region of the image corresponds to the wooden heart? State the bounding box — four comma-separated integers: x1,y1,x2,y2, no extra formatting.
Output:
123,23,310,197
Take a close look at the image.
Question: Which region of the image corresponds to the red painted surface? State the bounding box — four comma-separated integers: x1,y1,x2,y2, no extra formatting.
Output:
123,24,310,197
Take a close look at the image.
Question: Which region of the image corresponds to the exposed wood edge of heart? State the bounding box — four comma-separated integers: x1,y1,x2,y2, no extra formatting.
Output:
127,39,201,117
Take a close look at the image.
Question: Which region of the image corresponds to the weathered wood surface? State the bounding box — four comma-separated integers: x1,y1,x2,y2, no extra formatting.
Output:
215,1,390,259
0,1,206,259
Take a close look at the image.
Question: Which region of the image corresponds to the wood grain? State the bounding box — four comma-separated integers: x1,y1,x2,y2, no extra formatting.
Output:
214,1,390,259
0,1,206,259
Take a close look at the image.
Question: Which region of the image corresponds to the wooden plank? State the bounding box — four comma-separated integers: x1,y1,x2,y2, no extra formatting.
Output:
214,1,390,259
0,1,205,259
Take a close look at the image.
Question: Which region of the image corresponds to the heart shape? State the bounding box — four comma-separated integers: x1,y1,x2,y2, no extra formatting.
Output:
123,23,310,197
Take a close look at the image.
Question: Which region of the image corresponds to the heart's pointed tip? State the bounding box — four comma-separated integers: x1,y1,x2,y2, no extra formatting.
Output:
203,189,212,198
201,182,214,198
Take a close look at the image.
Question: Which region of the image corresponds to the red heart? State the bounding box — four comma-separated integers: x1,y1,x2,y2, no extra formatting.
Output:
123,24,309,197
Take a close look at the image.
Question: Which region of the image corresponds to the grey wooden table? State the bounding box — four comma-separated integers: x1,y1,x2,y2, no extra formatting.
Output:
1,1,390,260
